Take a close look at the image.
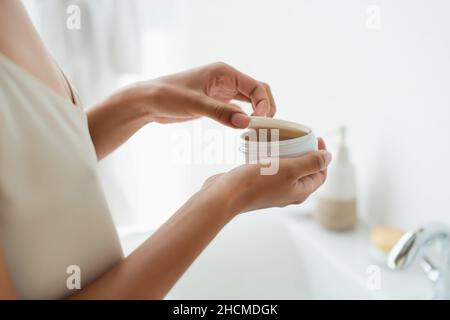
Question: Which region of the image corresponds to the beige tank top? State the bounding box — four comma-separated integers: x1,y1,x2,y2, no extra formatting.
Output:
0,53,124,299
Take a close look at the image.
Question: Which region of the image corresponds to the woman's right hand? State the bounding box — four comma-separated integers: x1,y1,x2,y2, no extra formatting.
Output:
199,138,332,216
118,62,275,128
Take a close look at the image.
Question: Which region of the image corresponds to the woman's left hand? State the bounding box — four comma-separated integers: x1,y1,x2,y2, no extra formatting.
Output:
124,62,276,128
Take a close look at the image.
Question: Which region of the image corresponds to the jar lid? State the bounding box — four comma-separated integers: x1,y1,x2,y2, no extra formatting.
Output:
248,116,311,139
240,117,317,159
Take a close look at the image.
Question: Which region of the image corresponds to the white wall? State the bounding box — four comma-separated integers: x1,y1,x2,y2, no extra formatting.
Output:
174,0,450,230
25,0,450,231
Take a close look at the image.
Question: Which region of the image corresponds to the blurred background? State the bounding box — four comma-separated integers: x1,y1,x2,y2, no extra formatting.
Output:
23,0,450,233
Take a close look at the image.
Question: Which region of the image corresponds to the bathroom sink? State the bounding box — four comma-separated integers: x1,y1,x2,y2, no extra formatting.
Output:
120,208,433,299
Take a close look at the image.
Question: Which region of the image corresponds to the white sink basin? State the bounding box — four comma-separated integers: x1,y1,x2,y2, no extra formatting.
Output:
120,208,433,299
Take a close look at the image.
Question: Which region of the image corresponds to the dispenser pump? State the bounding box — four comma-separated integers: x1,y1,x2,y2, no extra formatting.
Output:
337,126,349,163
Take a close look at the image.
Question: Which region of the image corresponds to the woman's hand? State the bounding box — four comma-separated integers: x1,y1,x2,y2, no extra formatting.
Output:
125,62,276,128
199,138,331,216
88,62,275,159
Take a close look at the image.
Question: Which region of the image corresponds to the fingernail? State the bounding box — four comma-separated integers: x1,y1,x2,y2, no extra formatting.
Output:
231,113,250,128
320,150,332,166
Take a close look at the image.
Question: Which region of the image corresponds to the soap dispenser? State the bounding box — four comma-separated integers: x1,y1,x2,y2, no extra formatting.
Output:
313,126,357,231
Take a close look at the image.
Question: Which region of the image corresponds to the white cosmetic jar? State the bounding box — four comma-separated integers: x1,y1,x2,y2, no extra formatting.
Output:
239,117,318,163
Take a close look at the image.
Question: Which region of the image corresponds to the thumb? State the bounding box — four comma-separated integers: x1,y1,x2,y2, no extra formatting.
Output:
200,97,250,128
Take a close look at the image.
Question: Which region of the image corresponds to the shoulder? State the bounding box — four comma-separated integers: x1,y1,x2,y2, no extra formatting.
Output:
0,0,72,102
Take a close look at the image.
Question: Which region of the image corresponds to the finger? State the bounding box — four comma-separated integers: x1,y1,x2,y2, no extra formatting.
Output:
198,96,250,128
296,171,327,194
249,84,271,116
234,71,271,116
317,137,327,151
262,82,277,117
168,86,250,128
286,150,332,179
316,137,329,176
233,93,251,102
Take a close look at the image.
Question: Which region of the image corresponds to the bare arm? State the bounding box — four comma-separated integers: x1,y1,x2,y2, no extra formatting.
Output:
68,139,330,299
69,188,236,299
0,140,330,299
0,246,16,300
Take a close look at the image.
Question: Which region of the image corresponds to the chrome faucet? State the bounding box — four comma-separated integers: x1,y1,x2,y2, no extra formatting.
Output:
387,222,450,299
